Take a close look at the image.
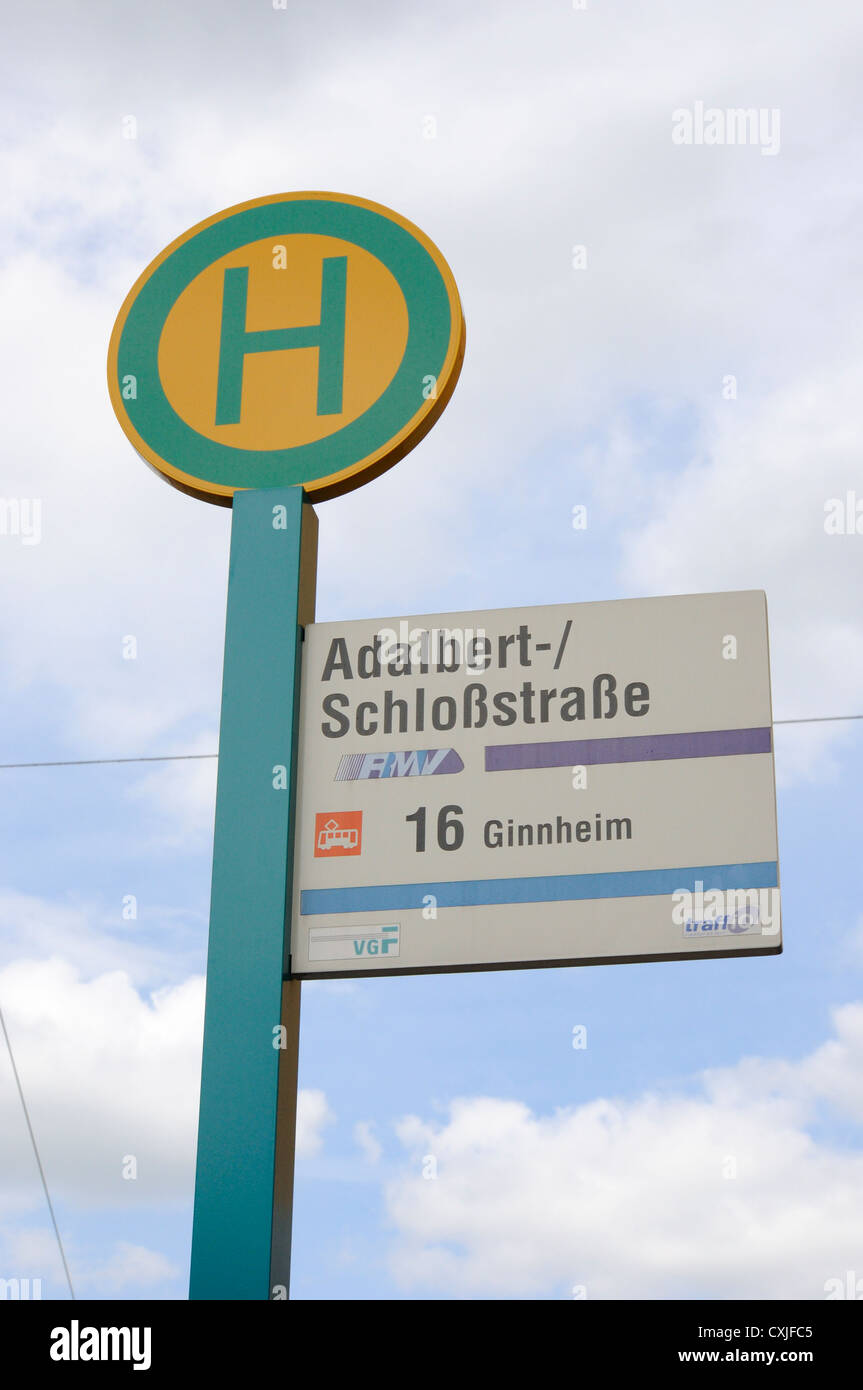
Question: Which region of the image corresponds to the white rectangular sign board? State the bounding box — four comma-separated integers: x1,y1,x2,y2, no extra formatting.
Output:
290,590,781,977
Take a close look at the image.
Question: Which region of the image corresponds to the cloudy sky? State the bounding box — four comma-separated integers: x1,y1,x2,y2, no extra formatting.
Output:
2,0,863,1300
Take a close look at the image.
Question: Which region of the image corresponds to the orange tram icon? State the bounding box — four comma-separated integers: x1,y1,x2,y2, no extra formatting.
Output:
314,811,363,858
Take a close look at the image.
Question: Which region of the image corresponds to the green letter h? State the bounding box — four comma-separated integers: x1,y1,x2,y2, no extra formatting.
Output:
215,257,347,425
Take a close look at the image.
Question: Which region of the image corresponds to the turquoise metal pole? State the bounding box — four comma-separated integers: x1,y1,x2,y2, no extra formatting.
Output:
190,484,316,1300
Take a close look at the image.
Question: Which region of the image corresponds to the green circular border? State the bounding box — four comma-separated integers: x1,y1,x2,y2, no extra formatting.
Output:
115,199,454,490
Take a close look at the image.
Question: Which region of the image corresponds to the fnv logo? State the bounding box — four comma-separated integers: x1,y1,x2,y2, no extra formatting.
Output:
314,811,363,857
108,192,465,504
335,748,464,780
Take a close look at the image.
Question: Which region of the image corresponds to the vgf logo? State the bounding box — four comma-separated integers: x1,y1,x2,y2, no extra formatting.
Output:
108,192,465,504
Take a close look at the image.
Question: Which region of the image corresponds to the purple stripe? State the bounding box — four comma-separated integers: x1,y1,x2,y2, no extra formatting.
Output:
485,726,772,772
436,749,465,774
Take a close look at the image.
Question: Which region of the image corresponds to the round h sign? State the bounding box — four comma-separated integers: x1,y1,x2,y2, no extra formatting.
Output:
108,192,465,503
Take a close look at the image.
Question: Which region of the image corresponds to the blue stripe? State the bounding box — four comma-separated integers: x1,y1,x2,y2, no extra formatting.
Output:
301,861,778,915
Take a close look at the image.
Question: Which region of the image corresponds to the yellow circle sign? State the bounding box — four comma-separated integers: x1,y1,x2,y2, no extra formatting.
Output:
107,192,466,504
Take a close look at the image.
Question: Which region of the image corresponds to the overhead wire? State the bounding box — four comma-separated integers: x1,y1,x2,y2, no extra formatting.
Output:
0,1000,76,1299
0,713,861,769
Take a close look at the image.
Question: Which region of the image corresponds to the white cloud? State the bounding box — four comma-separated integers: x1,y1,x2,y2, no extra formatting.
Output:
385,1003,863,1299
124,738,218,848
0,958,204,1205
620,362,863,780
3,0,863,1302
0,956,333,1204
0,1226,178,1298
354,1120,382,1165
0,892,203,989
296,1089,336,1159
83,1241,179,1294
1,0,862,773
